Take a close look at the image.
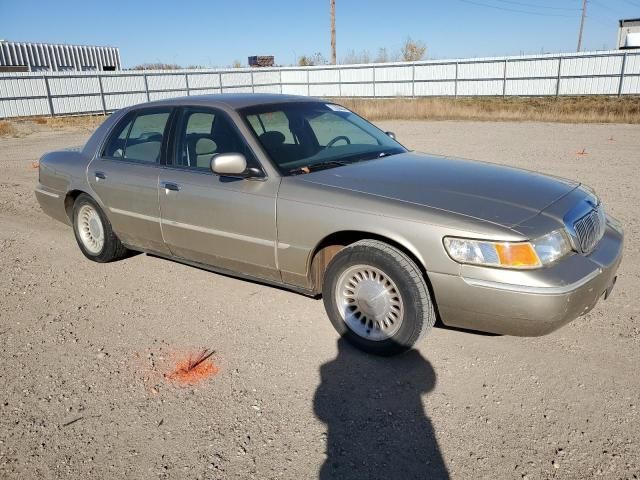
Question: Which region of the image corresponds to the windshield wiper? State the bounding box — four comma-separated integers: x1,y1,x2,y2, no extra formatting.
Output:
289,160,350,175
347,150,400,164
288,151,401,175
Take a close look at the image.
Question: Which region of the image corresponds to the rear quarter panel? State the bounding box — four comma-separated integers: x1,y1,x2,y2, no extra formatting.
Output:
37,149,93,225
39,149,90,193
36,110,124,225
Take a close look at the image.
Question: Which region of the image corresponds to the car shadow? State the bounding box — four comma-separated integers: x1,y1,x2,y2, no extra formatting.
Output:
313,338,449,479
434,320,502,336
122,249,142,260
144,253,321,297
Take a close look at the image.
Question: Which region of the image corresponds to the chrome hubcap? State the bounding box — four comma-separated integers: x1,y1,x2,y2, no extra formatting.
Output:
77,204,104,254
335,264,404,341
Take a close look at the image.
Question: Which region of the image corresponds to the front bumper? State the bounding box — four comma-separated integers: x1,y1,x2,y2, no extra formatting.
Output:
430,223,623,336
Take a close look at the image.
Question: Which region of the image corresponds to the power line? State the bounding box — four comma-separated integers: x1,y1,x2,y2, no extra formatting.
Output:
492,0,581,11
590,0,631,13
588,0,616,12
457,0,575,17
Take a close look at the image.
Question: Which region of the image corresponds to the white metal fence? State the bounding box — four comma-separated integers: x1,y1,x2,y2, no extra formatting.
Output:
1,49,639,118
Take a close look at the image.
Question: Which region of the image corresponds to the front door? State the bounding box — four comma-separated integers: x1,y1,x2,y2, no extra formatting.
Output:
88,107,173,254
158,107,280,281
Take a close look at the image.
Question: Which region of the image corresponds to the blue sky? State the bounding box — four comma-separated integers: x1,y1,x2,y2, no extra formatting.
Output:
1,0,639,67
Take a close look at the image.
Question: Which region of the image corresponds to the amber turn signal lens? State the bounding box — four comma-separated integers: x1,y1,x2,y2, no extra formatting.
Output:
444,231,571,269
495,243,541,268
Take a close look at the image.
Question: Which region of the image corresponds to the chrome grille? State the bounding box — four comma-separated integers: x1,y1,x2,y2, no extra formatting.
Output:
573,206,606,253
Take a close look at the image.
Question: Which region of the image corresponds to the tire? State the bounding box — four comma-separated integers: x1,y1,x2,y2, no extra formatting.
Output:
322,239,436,356
72,193,128,263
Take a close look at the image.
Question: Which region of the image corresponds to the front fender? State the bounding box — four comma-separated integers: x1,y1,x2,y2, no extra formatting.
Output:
276,178,519,290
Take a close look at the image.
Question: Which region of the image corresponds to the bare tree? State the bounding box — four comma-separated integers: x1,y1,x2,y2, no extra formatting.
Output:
298,56,311,67
340,39,422,65
341,49,371,65
131,63,181,70
400,37,427,62
374,47,400,63
298,52,328,66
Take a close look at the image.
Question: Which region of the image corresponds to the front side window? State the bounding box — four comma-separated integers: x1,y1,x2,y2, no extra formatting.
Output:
242,102,406,175
103,109,171,163
173,108,257,171
247,110,296,144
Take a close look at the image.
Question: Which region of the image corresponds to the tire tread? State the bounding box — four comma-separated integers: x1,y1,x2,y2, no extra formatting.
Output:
73,193,128,263
323,239,436,355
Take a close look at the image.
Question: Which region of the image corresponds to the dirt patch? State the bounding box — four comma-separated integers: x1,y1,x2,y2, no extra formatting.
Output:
0,114,108,138
0,120,17,137
0,121,638,479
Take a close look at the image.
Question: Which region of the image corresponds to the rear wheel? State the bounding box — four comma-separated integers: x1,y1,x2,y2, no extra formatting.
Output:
322,240,436,356
72,194,128,263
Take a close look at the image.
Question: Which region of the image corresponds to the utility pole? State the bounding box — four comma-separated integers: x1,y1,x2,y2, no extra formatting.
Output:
577,0,587,52
330,0,336,64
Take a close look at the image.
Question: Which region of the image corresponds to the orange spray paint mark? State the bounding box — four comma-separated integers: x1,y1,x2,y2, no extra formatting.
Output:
576,148,587,156
165,349,218,386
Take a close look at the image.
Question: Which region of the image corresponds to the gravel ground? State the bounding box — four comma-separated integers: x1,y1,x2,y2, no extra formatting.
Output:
0,120,638,480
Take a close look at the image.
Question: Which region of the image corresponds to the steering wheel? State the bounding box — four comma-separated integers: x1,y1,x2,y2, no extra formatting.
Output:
325,135,351,148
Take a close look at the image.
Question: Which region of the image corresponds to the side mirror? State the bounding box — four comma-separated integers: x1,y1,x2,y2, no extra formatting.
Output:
385,131,396,140
210,153,248,177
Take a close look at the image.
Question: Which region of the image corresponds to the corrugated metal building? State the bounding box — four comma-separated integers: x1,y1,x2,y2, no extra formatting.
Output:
618,19,640,49
0,41,120,72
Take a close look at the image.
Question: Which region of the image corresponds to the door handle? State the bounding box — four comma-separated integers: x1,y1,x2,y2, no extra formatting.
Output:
94,171,106,180
162,182,180,192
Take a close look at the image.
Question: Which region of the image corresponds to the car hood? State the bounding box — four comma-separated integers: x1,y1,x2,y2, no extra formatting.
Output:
297,152,578,228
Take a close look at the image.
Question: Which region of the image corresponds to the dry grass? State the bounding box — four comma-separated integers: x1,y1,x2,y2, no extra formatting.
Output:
337,96,640,124
35,115,107,129
1,97,639,139
0,120,18,137
0,114,108,138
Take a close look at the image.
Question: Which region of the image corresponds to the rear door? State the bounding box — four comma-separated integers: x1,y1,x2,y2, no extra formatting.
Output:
88,107,173,254
158,106,280,281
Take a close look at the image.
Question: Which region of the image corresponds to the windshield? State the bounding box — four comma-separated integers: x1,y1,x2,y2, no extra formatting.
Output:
240,102,407,175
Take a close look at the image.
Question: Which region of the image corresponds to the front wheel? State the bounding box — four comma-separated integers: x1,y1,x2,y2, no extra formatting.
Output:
72,193,128,263
322,240,436,356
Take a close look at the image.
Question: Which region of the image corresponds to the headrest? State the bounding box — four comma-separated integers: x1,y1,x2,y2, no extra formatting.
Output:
195,137,217,155
259,130,286,148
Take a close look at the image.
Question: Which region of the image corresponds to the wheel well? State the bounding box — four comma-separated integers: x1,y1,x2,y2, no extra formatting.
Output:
308,231,427,294
64,189,87,221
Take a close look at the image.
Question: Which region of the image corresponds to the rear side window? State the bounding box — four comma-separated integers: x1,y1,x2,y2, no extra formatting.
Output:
102,109,171,163
186,112,215,134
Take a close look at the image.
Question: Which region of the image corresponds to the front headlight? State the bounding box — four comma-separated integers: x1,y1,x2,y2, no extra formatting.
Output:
443,230,571,269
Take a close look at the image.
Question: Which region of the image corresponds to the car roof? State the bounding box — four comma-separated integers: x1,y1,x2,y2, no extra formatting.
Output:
140,93,325,110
